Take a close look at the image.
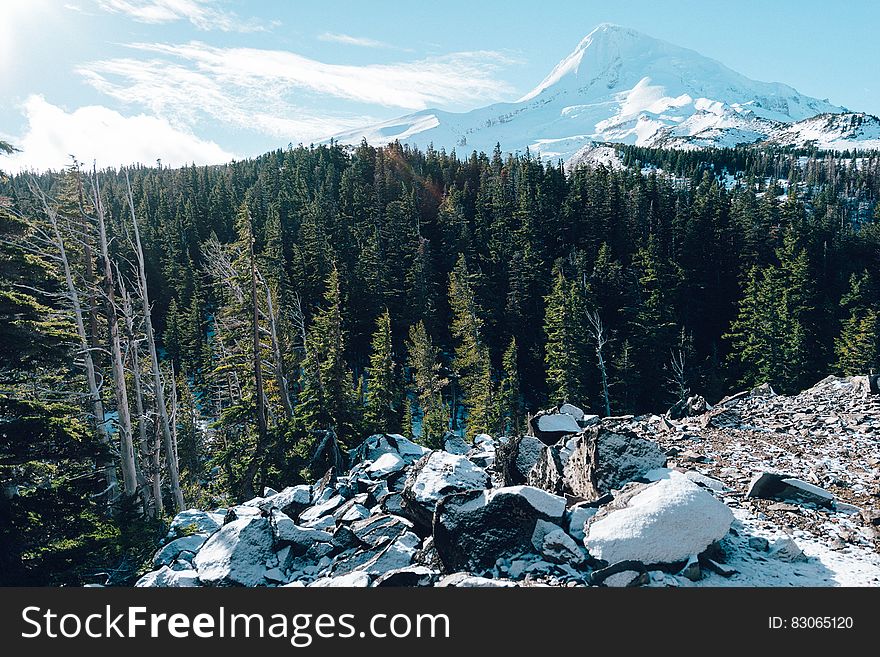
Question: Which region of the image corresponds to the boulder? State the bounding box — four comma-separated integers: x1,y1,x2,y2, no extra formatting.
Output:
166,509,223,539
870,373,880,395
559,403,585,420
433,485,566,572
365,452,406,478
350,514,415,548
257,485,312,518
495,435,546,486
437,573,517,587
308,572,371,587
529,409,582,445
402,451,490,529
531,519,585,566
271,513,334,553
566,504,598,542
332,532,420,577
443,433,470,455
769,537,807,563
135,566,200,588
529,426,666,501
746,472,835,508
299,494,346,523
349,433,428,468
193,516,274,586
584,475,734,566
666,395,709,420
373,566,438,587
152,534,208,568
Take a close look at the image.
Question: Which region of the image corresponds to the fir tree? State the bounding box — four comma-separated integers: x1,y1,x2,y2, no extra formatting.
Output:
405,321,448,448
448,254,494,439
497,337,523,435
364,309,401,434
543,263,588,406
835,272,880,375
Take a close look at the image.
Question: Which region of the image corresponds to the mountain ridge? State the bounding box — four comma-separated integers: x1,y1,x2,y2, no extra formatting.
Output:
329,24,879,161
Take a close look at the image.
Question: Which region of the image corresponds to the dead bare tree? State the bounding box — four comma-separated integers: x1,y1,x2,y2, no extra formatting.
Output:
586,309,611,417
92,173,139,499
124,170,185,512
668,349,689,401
32,183,118,502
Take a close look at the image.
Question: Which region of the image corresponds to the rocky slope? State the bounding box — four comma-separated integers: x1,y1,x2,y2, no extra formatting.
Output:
136,376,880,588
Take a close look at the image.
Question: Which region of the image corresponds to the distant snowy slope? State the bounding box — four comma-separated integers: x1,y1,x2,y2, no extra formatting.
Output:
329,24,877,162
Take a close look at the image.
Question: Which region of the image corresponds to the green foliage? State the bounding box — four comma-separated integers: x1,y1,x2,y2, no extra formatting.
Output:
363,309,402,434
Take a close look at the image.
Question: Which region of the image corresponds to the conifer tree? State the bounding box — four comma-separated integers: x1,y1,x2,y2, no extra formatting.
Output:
835,272,880,375
544,263,588,406
364,309,401,434
497,337,523,435
405,321,448,448
448,254,494,439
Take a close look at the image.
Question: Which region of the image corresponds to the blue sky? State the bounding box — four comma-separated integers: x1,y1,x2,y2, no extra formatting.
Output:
2,0,878,170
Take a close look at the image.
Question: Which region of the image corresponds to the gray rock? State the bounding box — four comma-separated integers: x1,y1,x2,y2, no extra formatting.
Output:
349,433,428,468
748,536,770,551
529,408,582,445
433,485,566,572
350,514,415,548
402,451,490,529
135,566,201,588
272,513,333,552
193,517,274,586
258,485,312,518
443,433,471,455
308,572,371,587
166,509,223,539
496,435,546,486
373,566,438,587
532,520,585,565
769,537,807,562
746,472,835,508
299,494,345,523
436,573,517,587
152,534,208,568
529,426,666,501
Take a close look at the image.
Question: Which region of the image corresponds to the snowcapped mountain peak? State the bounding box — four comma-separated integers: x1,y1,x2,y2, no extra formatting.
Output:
329,24,874,162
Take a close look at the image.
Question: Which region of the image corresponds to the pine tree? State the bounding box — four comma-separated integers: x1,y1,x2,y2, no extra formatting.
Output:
405,321,448,448
543,263,588,406
448,254,494,439
364,309,401,434
497,338,523,435
835,272,880,375
295,266,358,446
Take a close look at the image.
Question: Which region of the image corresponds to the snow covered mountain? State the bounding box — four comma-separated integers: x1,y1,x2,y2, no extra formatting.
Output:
329,24,879,162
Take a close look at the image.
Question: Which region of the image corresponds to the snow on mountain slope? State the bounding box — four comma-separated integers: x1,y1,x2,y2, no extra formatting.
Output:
329,24,876,162
767,112,880,150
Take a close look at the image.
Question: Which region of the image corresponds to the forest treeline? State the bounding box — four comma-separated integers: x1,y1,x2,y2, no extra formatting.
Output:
1,140,879,583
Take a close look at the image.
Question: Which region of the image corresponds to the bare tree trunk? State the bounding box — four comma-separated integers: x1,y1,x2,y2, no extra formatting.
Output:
120,280,156,515
36,188,117,502
93,175,139,499
587,310,611,417
124,171,185,512
75,171,101,365
259,274,293,420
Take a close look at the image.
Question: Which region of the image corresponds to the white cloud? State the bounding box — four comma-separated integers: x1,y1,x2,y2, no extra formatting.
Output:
318,32,392,49
1,95,236,172
96,0,273,32
77,41,516,141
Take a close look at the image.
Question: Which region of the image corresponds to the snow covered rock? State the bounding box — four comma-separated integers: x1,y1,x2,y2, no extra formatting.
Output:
257,485,312,518
584,476,734,566
559,403,585,420
135,566,200,588
309,572,371,587
532,519,585,565
437,573,517,587
166,509,223,539
433,485,566,572
496,435,545,486
349,433,428,467
365,452,406,478
193,516,274,586
271,513,334,551
402,451,491,529
746,472,835,508
529,409,582,444
152,534,208,568
566,504,598,542
350,514,415,548
299,494,345,523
